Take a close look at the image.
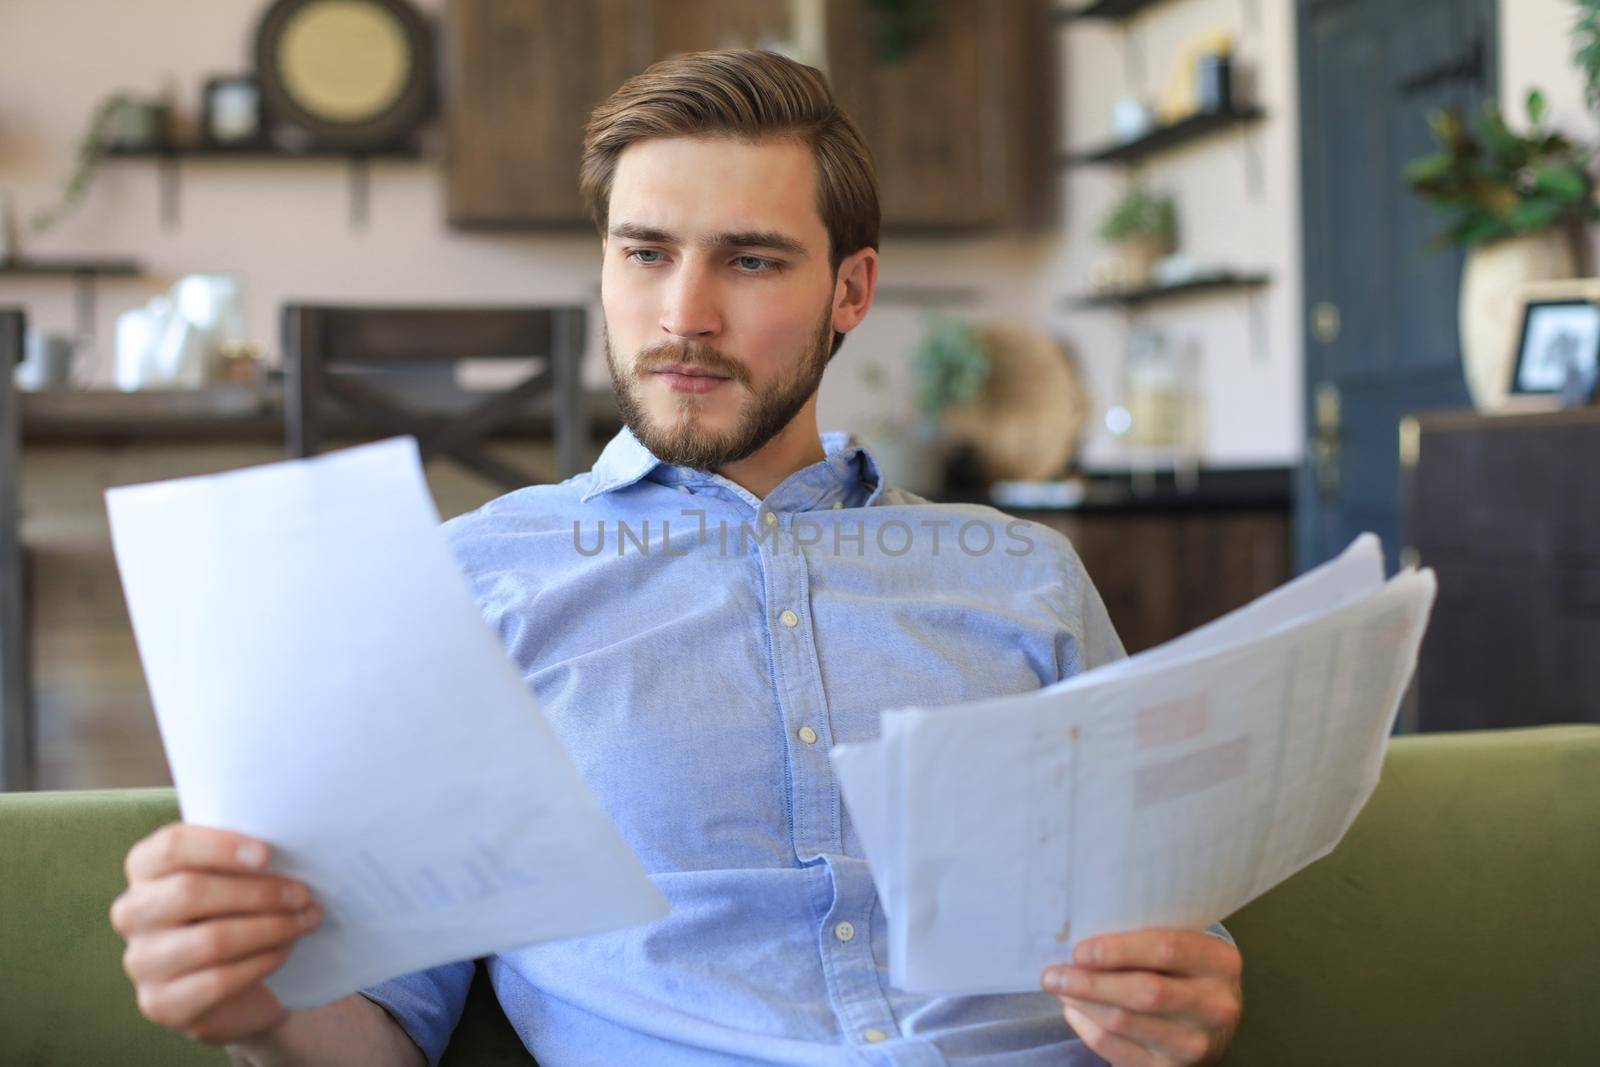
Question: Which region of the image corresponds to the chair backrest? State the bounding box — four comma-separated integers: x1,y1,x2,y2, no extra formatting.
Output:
281,304,589,490
0,308,29,790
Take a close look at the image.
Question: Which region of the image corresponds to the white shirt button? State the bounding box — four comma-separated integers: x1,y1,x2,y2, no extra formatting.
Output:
863,1028,888,1043
676,484,692,494
834,920,855,942
834,500,843,508
779,609,799,628
763,511,778,527
798,725,818,745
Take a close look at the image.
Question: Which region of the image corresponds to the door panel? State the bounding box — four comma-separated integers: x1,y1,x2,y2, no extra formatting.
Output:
1296,0,1496,572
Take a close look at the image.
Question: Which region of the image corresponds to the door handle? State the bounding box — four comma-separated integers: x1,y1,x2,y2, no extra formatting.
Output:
1313,381,1341,499
1312,302,1341,345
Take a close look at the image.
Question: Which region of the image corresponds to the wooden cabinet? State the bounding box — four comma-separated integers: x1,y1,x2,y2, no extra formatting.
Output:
445,0,1055,231
1404,408,1600,731
446,0,648,228
1017,508,1292,655
825,0,1054,230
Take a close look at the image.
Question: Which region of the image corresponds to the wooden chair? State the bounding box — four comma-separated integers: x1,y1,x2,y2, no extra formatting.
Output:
0,308,31,790
282,304,589,489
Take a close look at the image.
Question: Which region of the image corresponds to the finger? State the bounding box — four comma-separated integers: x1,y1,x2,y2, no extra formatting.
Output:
1043,966,1224,1028
136,945,295,1033
125,906,322,983
1061,995,1219,1066
1073,928,1240,979
112,871,313,935
1063,1004,1167,1067
178,983,289,1046
126,823,272,884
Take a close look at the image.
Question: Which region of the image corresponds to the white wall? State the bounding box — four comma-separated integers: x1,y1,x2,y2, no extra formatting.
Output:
0,0,1589,471
1045,0,1304,467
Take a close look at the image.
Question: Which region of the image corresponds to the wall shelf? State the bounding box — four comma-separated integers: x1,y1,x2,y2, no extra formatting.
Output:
0,257,142,276
105,141,424,161
1058,0,1174,22
1061,106,1266,166
0,257,146,340
1066,271,1271,310
104,141,431,230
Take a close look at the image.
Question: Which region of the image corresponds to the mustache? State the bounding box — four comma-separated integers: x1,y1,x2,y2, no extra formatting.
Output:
636,342,748,384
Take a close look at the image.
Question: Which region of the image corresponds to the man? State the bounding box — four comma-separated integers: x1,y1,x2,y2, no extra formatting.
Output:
111,49,1242,1066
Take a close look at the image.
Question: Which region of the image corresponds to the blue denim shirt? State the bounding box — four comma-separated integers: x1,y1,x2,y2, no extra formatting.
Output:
362,425,1223,1065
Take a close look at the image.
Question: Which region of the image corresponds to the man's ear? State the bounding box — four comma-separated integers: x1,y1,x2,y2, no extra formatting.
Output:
832,247,878,335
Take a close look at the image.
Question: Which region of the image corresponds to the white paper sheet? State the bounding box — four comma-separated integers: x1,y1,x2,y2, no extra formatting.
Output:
106,437,668,1010
833,537,1435,995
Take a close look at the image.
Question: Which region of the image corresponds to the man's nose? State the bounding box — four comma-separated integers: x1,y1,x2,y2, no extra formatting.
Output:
659,260,722,340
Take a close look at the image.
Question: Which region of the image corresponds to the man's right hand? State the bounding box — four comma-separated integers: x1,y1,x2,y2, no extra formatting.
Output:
110,823,323,1045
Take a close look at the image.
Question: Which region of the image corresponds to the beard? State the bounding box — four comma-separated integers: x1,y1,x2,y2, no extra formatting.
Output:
604,301,834,470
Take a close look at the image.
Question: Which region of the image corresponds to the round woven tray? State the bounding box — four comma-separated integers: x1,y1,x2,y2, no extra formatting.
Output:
939,324,1089,483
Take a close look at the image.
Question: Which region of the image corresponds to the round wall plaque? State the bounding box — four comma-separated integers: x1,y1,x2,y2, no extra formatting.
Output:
254,0,434,150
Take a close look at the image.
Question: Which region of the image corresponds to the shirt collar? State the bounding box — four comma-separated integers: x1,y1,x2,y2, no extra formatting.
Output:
580,423,887,508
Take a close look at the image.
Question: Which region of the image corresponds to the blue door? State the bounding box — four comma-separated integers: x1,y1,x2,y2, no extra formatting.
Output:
1295,0,1497,572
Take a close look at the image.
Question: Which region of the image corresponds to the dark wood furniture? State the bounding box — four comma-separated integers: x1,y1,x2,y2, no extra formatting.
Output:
1,309,31,789
997,469,1294,654
444,0,1055,231
1404,407,1600,731
823,0,1055,230
282,304,590,490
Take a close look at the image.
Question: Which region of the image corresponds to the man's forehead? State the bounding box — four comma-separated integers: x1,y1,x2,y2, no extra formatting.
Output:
607,136,826,250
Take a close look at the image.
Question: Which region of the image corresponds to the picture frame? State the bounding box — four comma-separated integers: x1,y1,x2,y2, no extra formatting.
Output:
201,75,265,147
1506,279,1600,410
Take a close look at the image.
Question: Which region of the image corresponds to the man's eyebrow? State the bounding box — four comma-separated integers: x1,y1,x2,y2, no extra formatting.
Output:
608,222,809,258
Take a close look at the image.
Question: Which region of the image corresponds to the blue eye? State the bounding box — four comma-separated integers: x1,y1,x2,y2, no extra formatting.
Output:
737,256,779,273
626,249,664,265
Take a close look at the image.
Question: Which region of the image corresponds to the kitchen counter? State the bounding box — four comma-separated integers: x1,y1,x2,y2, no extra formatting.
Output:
954,465,1294,515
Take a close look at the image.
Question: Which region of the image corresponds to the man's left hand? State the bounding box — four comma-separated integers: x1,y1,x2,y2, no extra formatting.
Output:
1041,927,1242,1066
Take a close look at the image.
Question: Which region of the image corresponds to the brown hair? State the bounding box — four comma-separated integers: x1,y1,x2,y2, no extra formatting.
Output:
580,48,880,357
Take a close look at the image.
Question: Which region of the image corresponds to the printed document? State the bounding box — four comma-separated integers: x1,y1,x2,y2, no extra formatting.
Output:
832,534,1435,994
107,437,668,1010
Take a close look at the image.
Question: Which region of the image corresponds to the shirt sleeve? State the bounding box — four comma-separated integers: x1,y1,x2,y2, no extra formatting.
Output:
1042,526,1127,675
359,959,475,1067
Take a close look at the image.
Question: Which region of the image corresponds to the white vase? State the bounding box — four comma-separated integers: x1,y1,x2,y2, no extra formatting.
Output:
1459,229,1581,411
862,421,944,498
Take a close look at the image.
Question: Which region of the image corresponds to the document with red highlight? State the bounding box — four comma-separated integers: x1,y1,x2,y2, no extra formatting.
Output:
832,534,1436,994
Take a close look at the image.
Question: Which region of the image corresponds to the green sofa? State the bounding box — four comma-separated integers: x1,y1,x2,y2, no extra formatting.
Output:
3,725,1597,1066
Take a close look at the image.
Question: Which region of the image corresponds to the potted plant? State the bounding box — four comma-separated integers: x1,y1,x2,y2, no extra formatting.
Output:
1403,89,1599,409
1097,183,1178,290
1573,0,1600,113
857,310,989,497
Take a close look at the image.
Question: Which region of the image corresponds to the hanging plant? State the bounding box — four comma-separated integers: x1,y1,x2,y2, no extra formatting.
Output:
29,93,156,234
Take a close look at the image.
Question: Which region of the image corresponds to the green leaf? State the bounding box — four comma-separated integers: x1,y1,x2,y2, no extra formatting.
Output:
1531,164,1587,201
1505,199,1562,232
1527,88,1548,128
1403,154,1453,186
